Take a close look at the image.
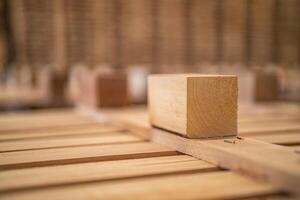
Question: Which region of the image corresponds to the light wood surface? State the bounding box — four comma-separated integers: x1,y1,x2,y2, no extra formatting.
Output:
0,112,95,132
0,171,278,200
1,105,299,199
239,121,300,135
0,132,142,152
148,74,237,138
152,128,300,195
249,133,300,145
0,142,178,170
0,155,217,193
0,123,122,141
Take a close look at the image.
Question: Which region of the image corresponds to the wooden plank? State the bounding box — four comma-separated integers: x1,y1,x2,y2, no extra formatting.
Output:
288,145,300,151
239,114,300,123
152,128,300,195
0,171,278,200
0,109,80,122
0,123,123,141
249,133,300,145
0,132,143,152
0,142,178,170
148,74,237,138
239,121,300,135
0,155,217,193
0,115,96,132
0,121,100,133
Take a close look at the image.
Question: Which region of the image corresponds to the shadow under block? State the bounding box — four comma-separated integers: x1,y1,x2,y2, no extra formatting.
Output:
80,71,128,108
148,74,237,138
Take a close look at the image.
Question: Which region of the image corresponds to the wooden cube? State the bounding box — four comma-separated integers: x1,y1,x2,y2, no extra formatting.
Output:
82,70,128,108
148,74,237,138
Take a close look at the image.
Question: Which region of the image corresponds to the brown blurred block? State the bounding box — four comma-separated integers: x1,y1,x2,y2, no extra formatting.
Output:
39,68,67,106
79,69,128,108
255,68,279,101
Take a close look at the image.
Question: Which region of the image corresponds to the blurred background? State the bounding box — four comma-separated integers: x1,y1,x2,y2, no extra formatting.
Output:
0,0,299,111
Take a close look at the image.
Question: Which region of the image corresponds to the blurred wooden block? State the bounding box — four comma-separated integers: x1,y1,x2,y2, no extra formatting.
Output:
255,68,279,101
39,68,67,106
80,69,128,108
148,74,238,139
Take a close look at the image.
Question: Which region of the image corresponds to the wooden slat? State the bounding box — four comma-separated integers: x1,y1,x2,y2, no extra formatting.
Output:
0,132,142,152
288,145,300,151
0,110,87,124
0,123,123,141
152,128,300,195
239,121,300,135
0,171,278,200
0,155,217,193
249,133,300,145
0,142,178,170
0,109,75,120
0,116,96,133
239,114,300,123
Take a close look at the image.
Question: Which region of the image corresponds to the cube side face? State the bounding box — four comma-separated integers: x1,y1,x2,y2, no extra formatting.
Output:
148,76,187,136
187,76,237,138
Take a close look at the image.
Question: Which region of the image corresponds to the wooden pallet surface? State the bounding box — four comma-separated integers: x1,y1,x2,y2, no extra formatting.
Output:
1,171,279,200
0,106,299,199
0,155,216,193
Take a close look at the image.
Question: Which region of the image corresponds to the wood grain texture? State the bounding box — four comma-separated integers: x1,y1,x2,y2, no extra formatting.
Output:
0,142,178,170
148,74,237,138
0,155,217,193
0,113,95,132
0,123,122,141
152,128,300,195
0,171,278,200
249,133,300,145
0,132,142,152
239,120,300,135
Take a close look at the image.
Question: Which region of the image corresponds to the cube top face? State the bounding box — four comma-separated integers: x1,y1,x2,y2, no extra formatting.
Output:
148,74,237,139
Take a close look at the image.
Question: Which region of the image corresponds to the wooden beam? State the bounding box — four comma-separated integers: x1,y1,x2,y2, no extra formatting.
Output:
152,128,300,195
148,74,237,138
